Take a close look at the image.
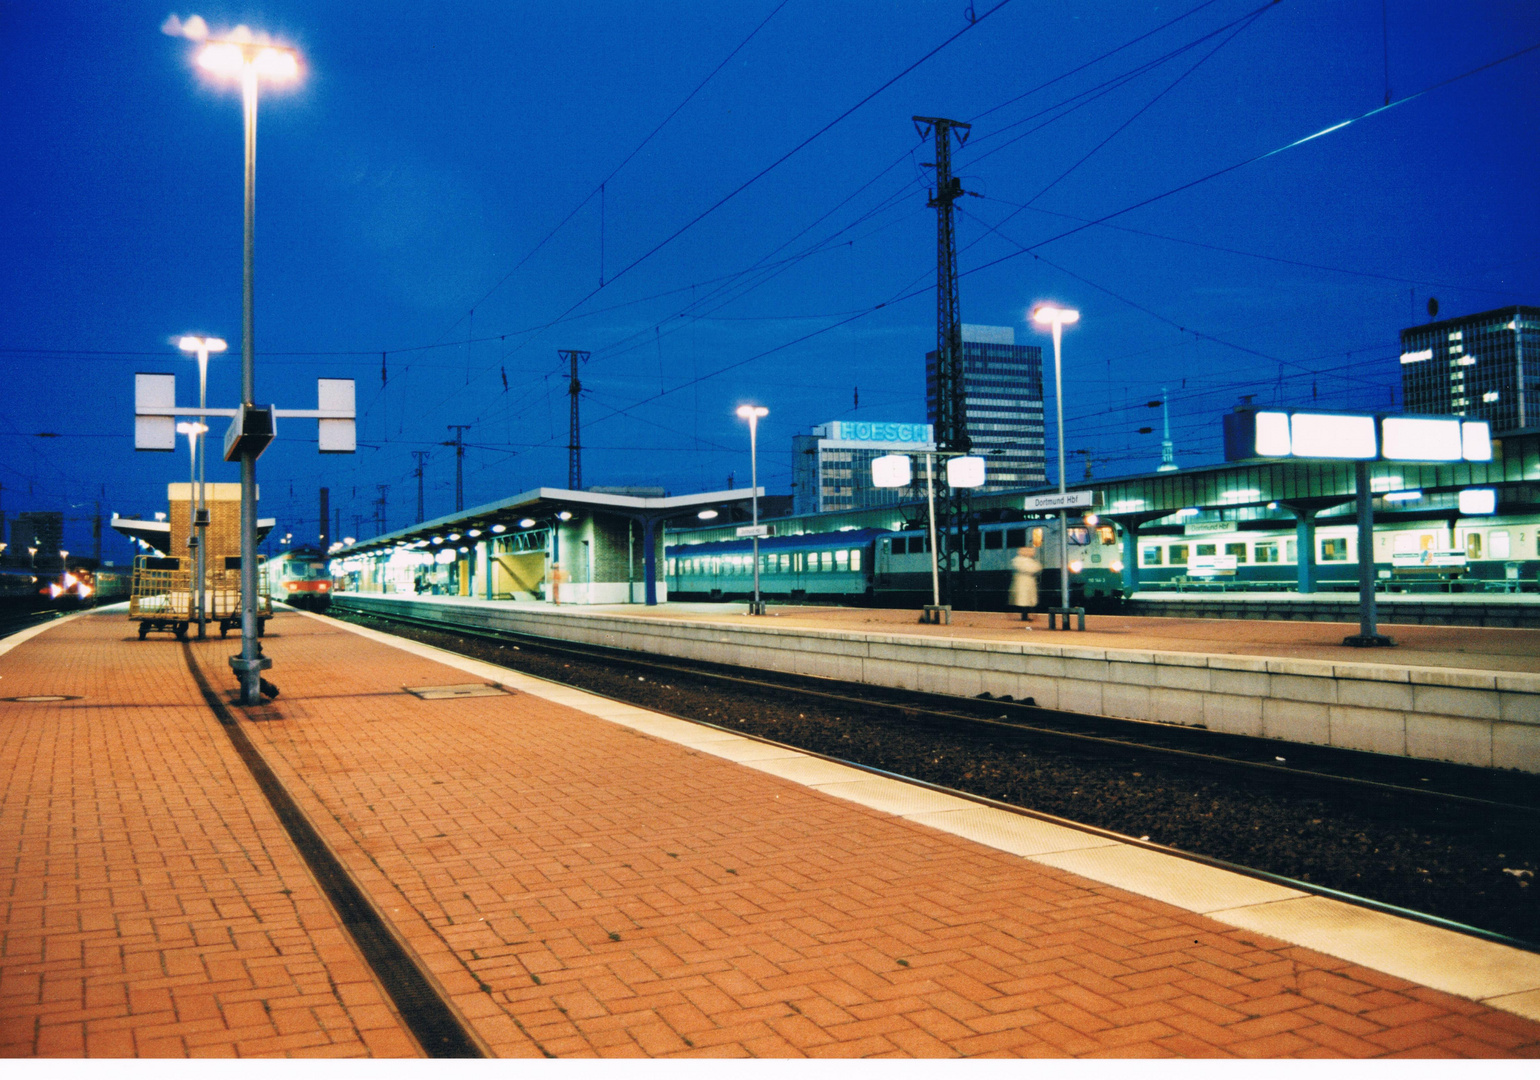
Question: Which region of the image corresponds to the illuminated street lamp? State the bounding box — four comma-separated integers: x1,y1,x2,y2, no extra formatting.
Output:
735,404,769,615
178,335,226,637
28,547,38,569
182,20,302,704
1031,303,1080,617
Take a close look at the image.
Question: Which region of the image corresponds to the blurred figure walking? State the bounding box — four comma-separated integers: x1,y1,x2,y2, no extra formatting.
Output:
1010,546,1041,625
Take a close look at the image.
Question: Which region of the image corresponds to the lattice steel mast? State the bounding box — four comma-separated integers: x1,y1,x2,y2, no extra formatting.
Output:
914,115,973,605
562,349,590,490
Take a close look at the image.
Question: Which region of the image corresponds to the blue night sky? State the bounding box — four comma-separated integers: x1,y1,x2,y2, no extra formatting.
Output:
3,1,1537,560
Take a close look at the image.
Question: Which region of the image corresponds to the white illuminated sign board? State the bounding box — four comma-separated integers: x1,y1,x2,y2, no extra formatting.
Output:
1225,409,1490,463
870,454,912,489
1381,417,1462,461
946,455,985,489
1459,488,1496,515
1290,412,1377,459
735,524,770,538
133,373,177,451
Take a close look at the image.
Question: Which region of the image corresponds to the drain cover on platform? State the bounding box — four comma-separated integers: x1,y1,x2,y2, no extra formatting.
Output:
403,683,511,700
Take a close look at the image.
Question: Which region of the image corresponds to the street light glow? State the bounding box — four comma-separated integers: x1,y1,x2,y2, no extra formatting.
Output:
1031,303,1080,327
735,405,769,420
178,335,228,354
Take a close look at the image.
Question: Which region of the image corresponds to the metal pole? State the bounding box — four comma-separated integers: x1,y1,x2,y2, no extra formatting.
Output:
196,346,208,638
925,453,941,608
1344,459,1394,647
234,66,266,705
750,413,762,614
1052,321,1069,612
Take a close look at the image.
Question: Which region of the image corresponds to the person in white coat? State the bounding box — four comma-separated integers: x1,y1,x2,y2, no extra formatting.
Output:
1010,545,1041,624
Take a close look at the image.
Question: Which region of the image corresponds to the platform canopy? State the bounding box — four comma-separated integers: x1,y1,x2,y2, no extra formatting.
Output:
336,486,762,556
111,516,276,554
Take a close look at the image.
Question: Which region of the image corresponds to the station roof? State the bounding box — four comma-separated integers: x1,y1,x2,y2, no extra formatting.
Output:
337,486,762,556
111,516,277,554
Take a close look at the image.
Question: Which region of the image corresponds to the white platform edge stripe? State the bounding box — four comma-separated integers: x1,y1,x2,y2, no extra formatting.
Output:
0,608,90,660
304,609,1540,1023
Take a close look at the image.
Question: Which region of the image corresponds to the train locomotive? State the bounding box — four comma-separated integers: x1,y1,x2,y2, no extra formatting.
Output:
665,518,1124,609
263,547,334,609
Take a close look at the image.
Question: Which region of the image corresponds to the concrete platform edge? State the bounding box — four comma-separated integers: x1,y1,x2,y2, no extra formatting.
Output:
305,608,1540,1024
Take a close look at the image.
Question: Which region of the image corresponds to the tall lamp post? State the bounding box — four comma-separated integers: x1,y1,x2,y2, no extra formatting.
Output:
190,26,301,704
176,421,208,627
735,405,769,615
1031,303,1080,618
179,335,226,639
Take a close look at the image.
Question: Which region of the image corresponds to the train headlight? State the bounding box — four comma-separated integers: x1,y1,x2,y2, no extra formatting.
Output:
1111,560,1124,573
1069,560,1084,574
318,582,328,591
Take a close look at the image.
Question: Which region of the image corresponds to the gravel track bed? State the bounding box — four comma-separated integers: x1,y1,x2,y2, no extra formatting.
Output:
335,610,1540,945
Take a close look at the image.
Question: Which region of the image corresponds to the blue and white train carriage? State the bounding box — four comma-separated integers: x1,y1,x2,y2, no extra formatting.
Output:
664,520,1124,608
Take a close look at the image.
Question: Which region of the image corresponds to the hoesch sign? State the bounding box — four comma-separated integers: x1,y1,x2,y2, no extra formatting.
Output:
826,421,934,444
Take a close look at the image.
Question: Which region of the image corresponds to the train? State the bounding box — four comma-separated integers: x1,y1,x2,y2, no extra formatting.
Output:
263,547,335,609
1132,512,1540,592
0,563,131,607
665,518,1125,609
665,508,1540,608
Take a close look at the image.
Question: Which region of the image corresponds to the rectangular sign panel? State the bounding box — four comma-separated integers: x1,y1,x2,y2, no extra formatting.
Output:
1380,416,1462,461
317,378,357,453
133,373,177,451
1289,412,1377,459
735,524,770,538
1183,520,1234,536
1024,490,1094,511
1189,554,1238,576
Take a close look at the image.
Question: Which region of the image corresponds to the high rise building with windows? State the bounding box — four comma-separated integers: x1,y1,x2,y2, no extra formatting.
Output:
791,421,935,516
1400,306,1540,433
926,324,1045,492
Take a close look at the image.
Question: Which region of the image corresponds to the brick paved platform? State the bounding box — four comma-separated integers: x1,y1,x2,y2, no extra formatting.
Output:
2,608,1539,1058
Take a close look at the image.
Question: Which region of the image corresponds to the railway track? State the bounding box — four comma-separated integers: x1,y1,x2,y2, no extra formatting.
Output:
332,605,1540,949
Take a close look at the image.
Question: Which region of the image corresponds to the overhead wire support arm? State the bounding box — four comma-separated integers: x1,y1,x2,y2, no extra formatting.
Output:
560,350,590,490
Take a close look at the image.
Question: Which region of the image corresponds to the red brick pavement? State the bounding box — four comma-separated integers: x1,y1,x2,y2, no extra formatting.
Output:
3,609,1539,1058
0,611,418,1057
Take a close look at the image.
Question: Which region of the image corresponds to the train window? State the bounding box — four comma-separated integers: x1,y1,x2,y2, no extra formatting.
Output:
822,550,834,571
1195,544,1216,557
1225,543,1247,563
1097,525,1115,546
1491,531,1510,559
666,559,675,575
835,549,849,570
1067,527,1090,546
850,549,862,571
1006,528,1026,548
984,531,1004,550
1169,545,1188,565
1031,527,1045,548
1321,538,1349,561
1255,543,1278,564
780,553,791,572
1140,545,1163,566
1466,533,1482,559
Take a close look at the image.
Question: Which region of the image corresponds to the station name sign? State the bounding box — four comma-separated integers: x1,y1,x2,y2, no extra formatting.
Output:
735,524,771,538
1223,408,1491,463
1023,490,1094,511
824,421,934,444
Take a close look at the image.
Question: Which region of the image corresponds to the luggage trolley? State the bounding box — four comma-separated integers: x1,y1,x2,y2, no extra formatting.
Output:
130,554,271,640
